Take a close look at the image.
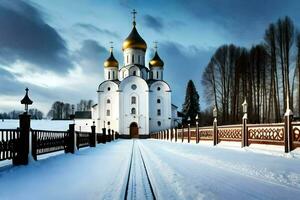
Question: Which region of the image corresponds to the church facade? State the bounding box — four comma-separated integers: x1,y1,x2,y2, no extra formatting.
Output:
92,11,177,138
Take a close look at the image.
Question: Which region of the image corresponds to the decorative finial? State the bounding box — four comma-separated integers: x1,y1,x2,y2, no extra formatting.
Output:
131,9,137,27
109,41,114,53
21,87,33,113
154,41,158,52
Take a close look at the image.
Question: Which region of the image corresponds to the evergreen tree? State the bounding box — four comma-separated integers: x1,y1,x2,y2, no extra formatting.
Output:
182,80,200,125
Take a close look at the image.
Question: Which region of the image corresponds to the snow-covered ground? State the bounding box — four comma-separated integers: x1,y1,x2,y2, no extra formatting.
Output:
0,139,300,200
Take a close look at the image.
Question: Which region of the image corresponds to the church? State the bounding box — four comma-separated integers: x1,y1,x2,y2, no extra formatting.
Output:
91,10,178,138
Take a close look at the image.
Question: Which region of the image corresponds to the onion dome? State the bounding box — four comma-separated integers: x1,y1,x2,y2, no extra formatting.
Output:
122,9,147,52
149,51,164,68
103,47,118,68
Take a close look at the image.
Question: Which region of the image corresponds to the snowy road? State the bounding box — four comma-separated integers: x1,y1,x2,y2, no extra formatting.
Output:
0,139,300,200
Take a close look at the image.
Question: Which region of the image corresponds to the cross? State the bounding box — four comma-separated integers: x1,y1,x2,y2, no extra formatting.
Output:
131,9,137,26
154,41,158,51
109,41,113,52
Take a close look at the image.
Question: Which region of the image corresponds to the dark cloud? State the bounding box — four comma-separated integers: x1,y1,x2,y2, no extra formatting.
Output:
156,41,215,109
73,39,107,73
0,0,72,73
74,23,120,39
143,14,164,32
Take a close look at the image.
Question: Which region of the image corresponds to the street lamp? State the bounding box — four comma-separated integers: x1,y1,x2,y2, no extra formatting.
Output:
241,99,248,147
21,88,33,114
213,106,218,146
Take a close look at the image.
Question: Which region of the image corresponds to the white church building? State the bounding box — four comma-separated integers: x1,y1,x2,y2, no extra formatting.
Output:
89,10,178,138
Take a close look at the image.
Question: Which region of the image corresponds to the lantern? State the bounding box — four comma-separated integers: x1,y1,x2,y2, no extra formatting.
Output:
20,88,33,113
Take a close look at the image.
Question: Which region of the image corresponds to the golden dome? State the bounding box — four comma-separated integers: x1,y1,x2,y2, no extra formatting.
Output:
149,51,164,68
104,50,118,68
122,26,147,52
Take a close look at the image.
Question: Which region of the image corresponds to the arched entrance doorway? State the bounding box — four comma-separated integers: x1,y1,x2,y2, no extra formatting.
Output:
130,122,139,138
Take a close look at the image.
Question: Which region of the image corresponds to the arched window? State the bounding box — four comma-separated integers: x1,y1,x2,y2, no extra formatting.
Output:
156,71,159,79
132,55,134,63
131,96,136,104
157,109,161,116
157,99,161,104
112,71,115,79
157,121,161,126
108,71,111,79
138,55,140,63
131,108,136,114
107,99,111,104
106,110,110,116
133,71,136,76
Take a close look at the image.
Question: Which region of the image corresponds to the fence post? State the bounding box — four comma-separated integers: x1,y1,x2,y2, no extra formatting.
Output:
284,109,293,153
13,113,30,165
175,127,178,142
107,129,111,142
182,126,184,143
213,118,218,146
90,124,96,147
188,124,191,143
167,129,169,140
241,114,248,147
196,122,199,143
102,127,106,144
112,130,115,141
66,123,76,153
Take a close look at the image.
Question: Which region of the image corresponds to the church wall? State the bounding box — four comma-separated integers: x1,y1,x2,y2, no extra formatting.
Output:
149,81,172,132
97,81,119,133
104,67,118,80
150,68,163,80
119,76,149,136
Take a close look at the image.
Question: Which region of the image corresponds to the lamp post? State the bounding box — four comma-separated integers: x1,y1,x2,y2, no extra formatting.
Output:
213,107,218,146
21,88,33,114
242,99,248,147
196,114,199,143
187,116,191,143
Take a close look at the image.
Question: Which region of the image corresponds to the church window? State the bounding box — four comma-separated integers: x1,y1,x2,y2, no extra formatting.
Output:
107,121,110,125
132,55,134,63
138,55,140,63
131,108,136,114
157,99,161,104
113,71,115,79
131,84,137,90
131,96,136,104
133,71,136,76
157,109,161,116
106,110,110,116
150,71,153,79
157,87,161,91
108,72,111,79
108,87,111,91
157,121,161,126
107,99,111,104
156,71,159,79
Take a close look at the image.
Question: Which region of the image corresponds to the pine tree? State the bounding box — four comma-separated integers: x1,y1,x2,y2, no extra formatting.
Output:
182,80,200,125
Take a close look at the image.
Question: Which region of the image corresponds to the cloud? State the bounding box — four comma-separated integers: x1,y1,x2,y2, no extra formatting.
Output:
74,23,120,39
143,14,164,32
0,0,72,73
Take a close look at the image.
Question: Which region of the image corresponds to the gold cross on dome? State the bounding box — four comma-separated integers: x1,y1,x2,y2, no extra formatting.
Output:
131,9,137,26
154,41,158,51
109,41,113,52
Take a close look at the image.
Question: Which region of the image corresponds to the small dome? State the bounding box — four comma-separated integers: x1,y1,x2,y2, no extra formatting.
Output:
104,50,118,68
122,26,147,52
149,51,164,68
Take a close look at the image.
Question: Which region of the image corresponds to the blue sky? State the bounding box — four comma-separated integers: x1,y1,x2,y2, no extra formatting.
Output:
0,0,300,114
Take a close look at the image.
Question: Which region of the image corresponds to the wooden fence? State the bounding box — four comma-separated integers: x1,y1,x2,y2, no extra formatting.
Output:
151,121,300,152
0,114,119,166
0,129,20,161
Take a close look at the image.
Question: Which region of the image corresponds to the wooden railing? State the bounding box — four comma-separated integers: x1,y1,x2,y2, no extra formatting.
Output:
31,129,69,160
76,131,90,149
150,121,300,152
0,129,20,161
